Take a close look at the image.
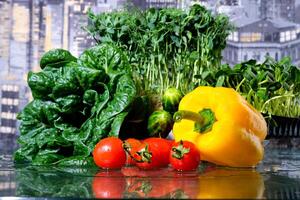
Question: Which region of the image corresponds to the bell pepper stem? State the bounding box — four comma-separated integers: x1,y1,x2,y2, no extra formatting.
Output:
173,110,204,124
174,109,216,134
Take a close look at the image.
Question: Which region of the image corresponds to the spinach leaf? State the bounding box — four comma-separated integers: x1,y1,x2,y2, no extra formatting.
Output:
15,47,138,166
78,44,131,79
40,49,77,69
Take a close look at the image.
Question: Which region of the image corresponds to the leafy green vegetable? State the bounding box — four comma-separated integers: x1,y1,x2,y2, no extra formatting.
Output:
39,49,77,69
86,4,233,95
194,57,300,117
14,44,141,165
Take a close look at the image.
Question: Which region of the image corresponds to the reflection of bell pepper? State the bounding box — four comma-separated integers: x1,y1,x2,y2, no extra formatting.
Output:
173,86,267,167
198,169,265,199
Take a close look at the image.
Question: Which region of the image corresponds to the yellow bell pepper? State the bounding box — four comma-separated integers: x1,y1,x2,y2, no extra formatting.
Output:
173,86,267,167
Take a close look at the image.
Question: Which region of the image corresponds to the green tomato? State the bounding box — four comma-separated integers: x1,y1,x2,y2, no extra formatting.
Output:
147,110,173,138
162,87,183,114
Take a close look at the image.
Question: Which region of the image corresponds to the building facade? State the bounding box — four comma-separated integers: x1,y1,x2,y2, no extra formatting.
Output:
0,0,98,147
0,0,31,151
259,0,295,22
223,18,300,65
132,0,183,9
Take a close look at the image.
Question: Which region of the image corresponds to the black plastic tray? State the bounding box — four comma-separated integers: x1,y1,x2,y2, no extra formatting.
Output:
265,115,300,138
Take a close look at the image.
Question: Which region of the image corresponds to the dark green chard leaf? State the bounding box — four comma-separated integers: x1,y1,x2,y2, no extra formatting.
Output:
40,49,76,69
27,70,55,100
15,47,140,166
78,43,131,78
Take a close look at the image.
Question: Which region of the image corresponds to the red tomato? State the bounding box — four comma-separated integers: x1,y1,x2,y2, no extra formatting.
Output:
93,137,126,169
92,171,126,199
133,142,161,170
143,137,172,167
124,138,143,166
169,140,200,171
166,139,175,147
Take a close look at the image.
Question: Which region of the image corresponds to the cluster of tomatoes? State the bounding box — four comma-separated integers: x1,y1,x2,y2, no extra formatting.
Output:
92,137,201,171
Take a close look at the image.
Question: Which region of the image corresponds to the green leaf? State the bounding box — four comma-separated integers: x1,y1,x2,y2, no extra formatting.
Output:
216,76,225,87
40,49,76,69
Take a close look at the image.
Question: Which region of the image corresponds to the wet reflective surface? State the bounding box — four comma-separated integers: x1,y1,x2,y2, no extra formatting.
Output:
1,144,300,199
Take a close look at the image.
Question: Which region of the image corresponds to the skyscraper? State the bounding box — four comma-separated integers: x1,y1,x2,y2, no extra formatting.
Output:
131,0,182,10
0,0,30,151
44,0,64,51
259,0,295,21
0,0,11,77
64,0,97,56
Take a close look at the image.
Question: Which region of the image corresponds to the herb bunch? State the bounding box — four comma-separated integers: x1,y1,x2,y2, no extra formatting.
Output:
195,57,300,117
85,4,233,95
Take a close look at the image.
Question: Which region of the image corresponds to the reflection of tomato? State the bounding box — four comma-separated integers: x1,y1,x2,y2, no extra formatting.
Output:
121,167,200,199
198,169,264,199
92,171,126,199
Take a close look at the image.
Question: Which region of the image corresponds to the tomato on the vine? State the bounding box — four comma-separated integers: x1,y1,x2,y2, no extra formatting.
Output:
123,138,143,165
134,138,172,169
169,140,200,171
93,137,126,169
143,137,172,167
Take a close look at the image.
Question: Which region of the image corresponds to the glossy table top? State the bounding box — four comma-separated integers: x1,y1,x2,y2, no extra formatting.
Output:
1,141,300,199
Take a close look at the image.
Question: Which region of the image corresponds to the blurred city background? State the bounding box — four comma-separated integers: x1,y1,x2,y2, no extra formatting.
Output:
0,0,300,153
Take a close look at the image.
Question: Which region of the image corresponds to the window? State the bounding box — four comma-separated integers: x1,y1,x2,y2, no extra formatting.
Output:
244,54,248,61
1,118,16,127
240,33,251,42
275,52,278,61
280,32,285,42
228,32,238,42
1,91,19,98
1,112,16,120
233,32,238,42
2,85,19,92
1,105,18,113
286,31,291,41
1,98,19,106
291,30,297,40
273,32,279,42
228,32,233,41
240,32,262,42
0,126,14,134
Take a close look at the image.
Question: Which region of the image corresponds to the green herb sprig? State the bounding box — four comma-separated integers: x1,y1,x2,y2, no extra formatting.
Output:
85,4,233,95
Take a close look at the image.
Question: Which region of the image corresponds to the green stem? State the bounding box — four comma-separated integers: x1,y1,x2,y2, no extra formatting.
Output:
174,109,217,134
173,110,204,124
235,77,246,93
261,94,295,113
